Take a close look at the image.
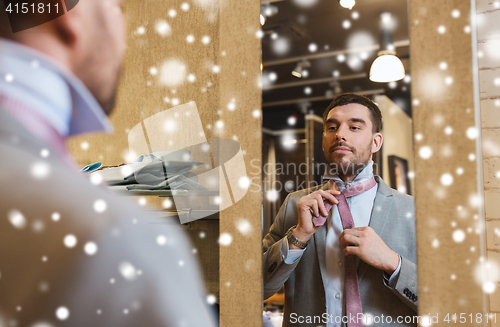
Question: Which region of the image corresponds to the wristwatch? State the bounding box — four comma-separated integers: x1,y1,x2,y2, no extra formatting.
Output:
285,225,309,249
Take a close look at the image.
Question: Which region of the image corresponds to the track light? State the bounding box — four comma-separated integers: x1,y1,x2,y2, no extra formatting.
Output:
263,4,278,17
291,69,302,78
291,59,311,78
260,4,278,26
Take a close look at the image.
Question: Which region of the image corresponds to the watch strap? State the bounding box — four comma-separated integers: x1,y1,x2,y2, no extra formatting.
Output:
286,225,308,249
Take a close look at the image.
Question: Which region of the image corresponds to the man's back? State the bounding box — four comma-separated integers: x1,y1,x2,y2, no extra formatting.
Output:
0,109,216,326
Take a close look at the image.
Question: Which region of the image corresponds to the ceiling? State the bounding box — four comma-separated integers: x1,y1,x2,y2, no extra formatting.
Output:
261,0,411,131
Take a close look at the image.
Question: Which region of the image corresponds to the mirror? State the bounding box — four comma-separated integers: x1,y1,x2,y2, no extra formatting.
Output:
260,0,497,325
259,0,417,325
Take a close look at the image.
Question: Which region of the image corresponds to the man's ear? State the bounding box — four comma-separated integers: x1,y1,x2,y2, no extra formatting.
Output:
52,4,84,47
372,132,383,154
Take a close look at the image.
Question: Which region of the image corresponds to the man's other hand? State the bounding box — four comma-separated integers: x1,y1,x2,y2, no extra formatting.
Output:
339,226,399,275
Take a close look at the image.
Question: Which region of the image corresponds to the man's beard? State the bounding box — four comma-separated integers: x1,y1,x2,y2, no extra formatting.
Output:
324,141,372,179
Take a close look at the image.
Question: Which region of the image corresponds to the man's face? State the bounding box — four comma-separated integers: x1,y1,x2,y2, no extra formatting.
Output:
322,103,382,177
75,0,126,115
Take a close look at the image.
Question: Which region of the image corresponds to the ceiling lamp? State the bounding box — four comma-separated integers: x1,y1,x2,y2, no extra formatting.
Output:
260,4,278,26
291,59,311,78
330,81,342,95
339,0,355,10
369,12,405,83
263,4,278,17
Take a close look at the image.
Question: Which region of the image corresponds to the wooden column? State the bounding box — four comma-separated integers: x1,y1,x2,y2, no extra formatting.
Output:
218,1,262,326
410,0,487,324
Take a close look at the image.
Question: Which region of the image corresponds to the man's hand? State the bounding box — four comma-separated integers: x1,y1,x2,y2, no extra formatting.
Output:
290,181,340,249
339,226,399,275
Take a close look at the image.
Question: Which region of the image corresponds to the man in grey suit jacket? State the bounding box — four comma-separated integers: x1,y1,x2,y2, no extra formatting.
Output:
263,93,418,327
0,2,216,326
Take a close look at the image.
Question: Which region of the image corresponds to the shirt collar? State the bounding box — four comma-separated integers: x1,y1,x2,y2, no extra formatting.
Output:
0,38,113,137
322,160,374,190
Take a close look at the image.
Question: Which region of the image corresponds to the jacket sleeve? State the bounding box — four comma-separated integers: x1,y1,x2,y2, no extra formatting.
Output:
262,194,304,300
385,255,418,312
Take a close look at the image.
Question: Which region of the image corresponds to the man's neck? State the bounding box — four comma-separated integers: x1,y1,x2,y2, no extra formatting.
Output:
323,160,374,187
0,38,112,136
337,174,356,184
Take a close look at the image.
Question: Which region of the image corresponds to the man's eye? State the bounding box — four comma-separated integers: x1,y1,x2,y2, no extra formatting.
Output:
351,126,359,130
329,126,337,130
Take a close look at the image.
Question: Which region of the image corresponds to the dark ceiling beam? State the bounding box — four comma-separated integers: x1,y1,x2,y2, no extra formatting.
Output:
262,73,367,91
262,89,385,108
262,127,305,135
262,39,410,67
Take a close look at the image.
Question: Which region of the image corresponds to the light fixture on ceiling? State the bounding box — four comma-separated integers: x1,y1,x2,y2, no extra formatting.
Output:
339,0,355,10
260,4,278,26
299,102,311,114
291,59,311,78
331,81,343,95
325,81,342,97
262,4,278,17
369,12,405,83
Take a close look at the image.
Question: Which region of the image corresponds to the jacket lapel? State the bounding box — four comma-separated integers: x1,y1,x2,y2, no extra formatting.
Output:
314,182,330,290
357,176,394,282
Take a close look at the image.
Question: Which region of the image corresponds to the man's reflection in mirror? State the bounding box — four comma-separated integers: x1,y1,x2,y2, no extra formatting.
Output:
263,93,417,327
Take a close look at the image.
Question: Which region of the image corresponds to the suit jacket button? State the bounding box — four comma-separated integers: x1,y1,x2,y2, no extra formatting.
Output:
404,288,409,295
268,261,277,273
414,295,418,302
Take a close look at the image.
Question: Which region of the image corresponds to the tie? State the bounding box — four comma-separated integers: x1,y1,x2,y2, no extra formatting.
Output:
312,177,377,327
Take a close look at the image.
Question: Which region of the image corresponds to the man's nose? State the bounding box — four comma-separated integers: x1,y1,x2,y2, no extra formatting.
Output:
335,125,347,141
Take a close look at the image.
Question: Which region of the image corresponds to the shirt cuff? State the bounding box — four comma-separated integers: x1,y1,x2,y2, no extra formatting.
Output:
383,255,402,288
280,237,305,264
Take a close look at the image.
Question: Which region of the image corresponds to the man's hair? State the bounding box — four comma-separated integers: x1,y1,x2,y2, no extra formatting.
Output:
323,93,383,133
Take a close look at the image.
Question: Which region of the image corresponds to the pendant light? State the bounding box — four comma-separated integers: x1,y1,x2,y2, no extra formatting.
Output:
369,13,405,83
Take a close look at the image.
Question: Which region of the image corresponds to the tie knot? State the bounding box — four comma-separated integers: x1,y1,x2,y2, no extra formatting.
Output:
341,177,377,198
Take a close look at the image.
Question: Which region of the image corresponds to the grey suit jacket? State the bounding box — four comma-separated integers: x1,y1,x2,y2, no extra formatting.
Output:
0,108,216,326
263,177,418,327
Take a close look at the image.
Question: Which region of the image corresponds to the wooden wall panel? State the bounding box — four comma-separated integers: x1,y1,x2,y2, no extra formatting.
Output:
67,0,262,326
410,0,487,324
